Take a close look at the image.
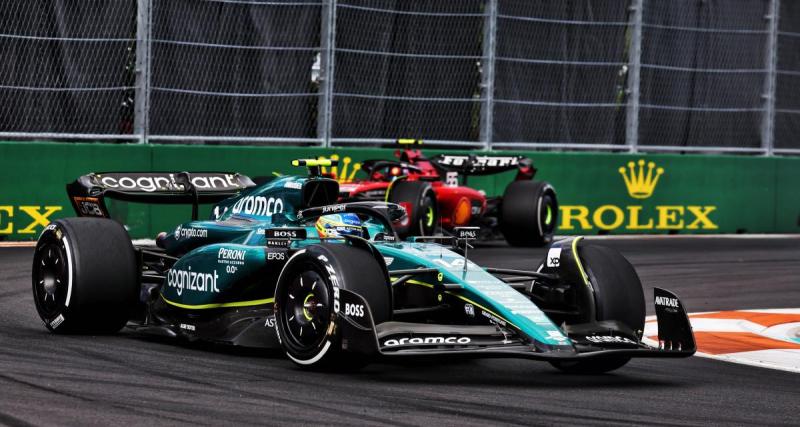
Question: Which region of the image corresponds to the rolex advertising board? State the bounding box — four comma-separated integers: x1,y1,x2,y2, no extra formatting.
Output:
0,141,798,240
553,158,719,233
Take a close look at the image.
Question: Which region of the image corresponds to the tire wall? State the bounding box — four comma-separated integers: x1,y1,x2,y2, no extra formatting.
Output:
1,141,798,239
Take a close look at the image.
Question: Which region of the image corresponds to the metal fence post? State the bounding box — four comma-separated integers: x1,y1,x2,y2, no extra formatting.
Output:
134,0,153,144
318,0,337,148
625,0,644,153
762,0,780,156
479,0,498,151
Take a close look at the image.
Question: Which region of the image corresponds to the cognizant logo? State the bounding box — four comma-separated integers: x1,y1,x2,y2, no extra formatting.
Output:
559,159,717,231
167,267,219,296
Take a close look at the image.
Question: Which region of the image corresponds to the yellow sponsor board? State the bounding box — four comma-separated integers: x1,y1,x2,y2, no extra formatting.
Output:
559,160,718,231
0,206,63,234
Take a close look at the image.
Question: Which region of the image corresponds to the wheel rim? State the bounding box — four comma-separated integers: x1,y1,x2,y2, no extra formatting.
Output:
280,270,331,349
541,196,557,234
33,242,68,318
425,206,435,228
420,193,437,235
544,205,553,226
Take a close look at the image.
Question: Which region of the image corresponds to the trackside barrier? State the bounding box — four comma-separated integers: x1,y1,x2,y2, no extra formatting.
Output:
0,141,798,240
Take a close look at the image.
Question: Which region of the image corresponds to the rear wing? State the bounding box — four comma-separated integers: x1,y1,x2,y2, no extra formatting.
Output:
428,154,534,177
66,172,255,219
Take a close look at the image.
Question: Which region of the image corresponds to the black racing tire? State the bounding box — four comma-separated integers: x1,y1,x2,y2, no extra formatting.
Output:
387,180,438,239
32,218,138,334
549,244,645,374
500,180,557,247
274,243,391,370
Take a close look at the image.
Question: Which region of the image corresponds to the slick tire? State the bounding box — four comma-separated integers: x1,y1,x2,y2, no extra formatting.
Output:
274,243,391,370
387,181,438,239
549,244,645,374
32,218,138,334
500,180,557,247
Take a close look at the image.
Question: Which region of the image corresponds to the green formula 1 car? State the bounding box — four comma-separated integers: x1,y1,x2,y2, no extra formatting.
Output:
32,159,695,373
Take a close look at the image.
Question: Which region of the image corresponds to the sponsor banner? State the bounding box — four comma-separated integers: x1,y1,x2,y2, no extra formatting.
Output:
1,141,799,239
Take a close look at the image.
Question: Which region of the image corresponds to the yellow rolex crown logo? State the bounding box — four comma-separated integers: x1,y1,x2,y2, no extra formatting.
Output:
619,159,664,199
319,154,362,183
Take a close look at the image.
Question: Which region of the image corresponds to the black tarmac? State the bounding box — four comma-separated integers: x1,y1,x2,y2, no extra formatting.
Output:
0,237,798,426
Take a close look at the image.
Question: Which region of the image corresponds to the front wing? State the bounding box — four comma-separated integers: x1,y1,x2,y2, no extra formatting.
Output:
338,287,695,361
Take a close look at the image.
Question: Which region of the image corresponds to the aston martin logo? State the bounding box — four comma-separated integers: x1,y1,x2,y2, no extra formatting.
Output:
320,154,362,183
619,159,664,199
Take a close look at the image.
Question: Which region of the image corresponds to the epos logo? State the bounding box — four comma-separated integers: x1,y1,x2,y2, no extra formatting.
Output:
560,160,717,231
0,206,63,234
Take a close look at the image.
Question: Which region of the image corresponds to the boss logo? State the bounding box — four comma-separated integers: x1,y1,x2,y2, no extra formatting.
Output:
455,227,479,240
265,228,307,239
344,303,364,318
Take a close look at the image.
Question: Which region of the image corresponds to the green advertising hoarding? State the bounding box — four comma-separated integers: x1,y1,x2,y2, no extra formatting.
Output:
0,141,797,240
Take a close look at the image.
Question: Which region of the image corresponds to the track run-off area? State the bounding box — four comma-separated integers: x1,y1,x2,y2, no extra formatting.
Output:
0,236,797,426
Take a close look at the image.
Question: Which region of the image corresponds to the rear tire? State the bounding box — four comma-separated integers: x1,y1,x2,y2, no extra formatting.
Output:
387,181,437,239
274,243,390,370
500,181,557,247
550,244,644,374
32,218,138,334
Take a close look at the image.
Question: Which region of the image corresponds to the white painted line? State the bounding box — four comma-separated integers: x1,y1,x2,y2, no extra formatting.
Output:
687,349,800,375
0,241,36,247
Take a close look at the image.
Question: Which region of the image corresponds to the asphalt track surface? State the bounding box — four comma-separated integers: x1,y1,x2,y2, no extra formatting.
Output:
0,237,798,426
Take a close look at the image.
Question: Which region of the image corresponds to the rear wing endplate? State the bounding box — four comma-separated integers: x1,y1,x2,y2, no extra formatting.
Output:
66,172,255,220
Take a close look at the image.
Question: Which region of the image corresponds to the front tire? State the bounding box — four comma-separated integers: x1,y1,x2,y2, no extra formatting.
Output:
32,218,138,334
387,181,437,239
550,244,644,374
274,244,390,370
500,180,557,247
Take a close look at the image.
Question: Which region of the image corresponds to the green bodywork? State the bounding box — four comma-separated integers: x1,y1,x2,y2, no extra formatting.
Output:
157,174,571,348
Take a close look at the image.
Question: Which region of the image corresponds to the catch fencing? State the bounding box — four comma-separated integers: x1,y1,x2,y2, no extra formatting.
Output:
1,0,798,154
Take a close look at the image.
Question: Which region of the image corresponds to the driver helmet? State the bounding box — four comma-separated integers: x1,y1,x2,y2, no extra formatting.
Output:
315,213,363,238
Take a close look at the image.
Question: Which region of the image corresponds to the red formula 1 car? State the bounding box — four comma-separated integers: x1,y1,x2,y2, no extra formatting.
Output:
330,141,558,246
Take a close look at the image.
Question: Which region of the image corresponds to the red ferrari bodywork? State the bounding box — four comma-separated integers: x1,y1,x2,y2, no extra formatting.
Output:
333,147,534,230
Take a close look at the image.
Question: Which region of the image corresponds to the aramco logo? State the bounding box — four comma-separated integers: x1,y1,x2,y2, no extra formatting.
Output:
619,159,664,199
560,159,717,231
319,154,362,183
